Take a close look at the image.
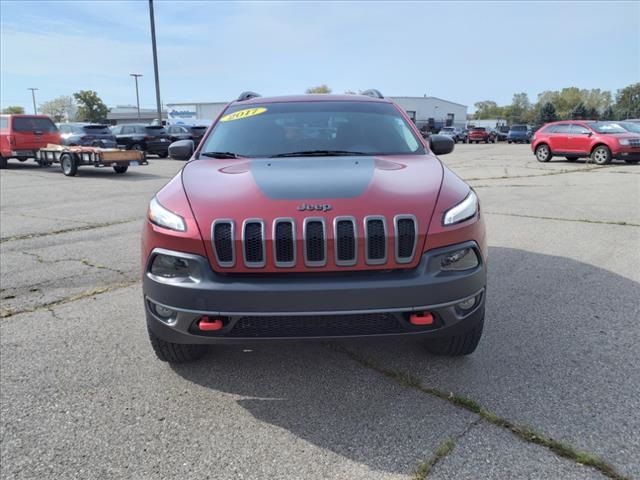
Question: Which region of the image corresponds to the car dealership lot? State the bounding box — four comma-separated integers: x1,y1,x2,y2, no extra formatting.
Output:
1,145,639,479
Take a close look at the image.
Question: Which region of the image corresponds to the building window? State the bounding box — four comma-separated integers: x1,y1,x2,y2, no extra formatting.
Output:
446,113,455,127
406,110,417,122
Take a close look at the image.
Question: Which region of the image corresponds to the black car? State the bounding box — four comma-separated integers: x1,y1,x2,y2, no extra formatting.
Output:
166,124,209,146
495,125,509,142
57,123,117,148
110,124,171,157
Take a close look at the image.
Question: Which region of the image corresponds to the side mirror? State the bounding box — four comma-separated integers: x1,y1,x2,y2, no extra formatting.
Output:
429,134,455,155
168,139,194,161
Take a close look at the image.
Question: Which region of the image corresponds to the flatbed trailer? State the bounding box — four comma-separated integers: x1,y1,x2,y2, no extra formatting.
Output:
37,144,148,176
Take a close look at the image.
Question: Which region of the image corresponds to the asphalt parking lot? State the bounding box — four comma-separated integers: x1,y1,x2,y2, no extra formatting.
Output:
1,144,639,480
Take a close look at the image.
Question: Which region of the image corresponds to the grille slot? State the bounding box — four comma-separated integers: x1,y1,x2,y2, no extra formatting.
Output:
243,220,265,267
365,217,386,264
227,313,403,338
304,219,326,266
274,219,295,267
334,217,357,265
212,220,234,267
395,216,417,263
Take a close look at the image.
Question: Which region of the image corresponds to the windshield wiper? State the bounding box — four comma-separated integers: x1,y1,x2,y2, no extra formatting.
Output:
200,151,242,159
270,150,369,158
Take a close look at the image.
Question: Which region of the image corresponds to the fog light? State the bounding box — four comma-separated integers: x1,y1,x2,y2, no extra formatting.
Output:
150,254,194,279
441,248,479,271
153,303,175,319
457,297,476,311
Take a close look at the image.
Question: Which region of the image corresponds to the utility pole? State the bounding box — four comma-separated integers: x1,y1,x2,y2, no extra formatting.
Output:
130,74,143,120
148,0,163,125
28,88,38,114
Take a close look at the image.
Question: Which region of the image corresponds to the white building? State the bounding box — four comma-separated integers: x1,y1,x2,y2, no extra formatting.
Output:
167,95,467,129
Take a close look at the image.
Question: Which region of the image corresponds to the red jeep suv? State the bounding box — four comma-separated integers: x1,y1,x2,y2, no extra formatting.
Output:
532,120,640,165
142,91,487,363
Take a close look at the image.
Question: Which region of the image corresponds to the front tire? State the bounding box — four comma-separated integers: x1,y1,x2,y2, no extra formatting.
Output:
113,165,128,174
147,327,207,363
591,145,612,165
60,153,78,176
157,151,169,158
424,314,484,356
0,156,7,169
535,144,552,162
624,159,639,164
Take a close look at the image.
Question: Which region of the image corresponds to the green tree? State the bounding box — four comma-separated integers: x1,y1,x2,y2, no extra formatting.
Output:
1,106,25,114
473,100,503,119
508,92,531,123
584,106,599,120
571,102,588,119
305,85,332,94
614,82,640,119
73,90,108,122
601,106,615,121
537,102,558,124
40,95,76,122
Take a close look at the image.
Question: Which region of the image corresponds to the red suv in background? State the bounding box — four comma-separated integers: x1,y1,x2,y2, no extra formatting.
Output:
0,115,60,168
532,121,640,165
467,127,495,144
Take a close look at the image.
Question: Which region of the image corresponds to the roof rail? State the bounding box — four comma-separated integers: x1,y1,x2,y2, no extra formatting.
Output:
361,89,384,99
237,91,261,102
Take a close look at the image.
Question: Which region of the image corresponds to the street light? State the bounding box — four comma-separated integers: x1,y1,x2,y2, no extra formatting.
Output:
28,88,38,114
130,74,143,120
148,0,163,125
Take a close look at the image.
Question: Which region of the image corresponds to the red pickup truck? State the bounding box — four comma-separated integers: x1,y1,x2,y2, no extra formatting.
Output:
0,114,61,168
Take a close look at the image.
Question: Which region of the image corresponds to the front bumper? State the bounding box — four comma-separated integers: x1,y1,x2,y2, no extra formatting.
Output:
613,150,640,161
144,241,487,343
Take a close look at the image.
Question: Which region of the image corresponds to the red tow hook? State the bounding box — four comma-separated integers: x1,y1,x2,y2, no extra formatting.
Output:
409,311,434,326
198,316,224,331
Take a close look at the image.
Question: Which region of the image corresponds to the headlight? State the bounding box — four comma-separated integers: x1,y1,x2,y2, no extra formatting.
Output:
148,197,186,232
440,248,479,271
619,139,630,146
443,190,478,225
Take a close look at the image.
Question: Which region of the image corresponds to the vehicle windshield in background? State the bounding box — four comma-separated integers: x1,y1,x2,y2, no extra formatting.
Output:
440,128,455,133
620,122,640,133
588,122,628,134
471,127,486,132
510,125,527,131
200,101,424,158
81,125,111,134
12,117,57,133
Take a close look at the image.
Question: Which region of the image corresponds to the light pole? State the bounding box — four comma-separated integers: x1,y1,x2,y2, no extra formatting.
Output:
130,74,143,120
28,88,38,114
148,0,163,125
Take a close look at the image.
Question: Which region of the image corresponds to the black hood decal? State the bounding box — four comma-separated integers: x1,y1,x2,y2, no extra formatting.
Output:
250,157,375,200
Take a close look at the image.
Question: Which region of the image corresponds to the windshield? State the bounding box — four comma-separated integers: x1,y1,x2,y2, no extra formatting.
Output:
510,125,527,131
200,101,423,158
471,128,485,132
440,128,454,133
620,122,640,133
588,122,628,134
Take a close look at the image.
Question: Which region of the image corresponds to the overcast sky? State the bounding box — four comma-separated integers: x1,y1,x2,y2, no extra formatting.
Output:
1,1,638,112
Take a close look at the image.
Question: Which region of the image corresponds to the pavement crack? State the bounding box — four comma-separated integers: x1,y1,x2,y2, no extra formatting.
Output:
465,165,605,181
0,280,138,319
20,251,129,276
326,343,630,480
0,218,140,244
485,211,639,227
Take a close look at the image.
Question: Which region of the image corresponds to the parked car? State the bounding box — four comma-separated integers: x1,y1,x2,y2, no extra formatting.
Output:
143,90,486,363
110,124,171,157
507,124,532,144
438,126,467,143
0,114,60,168
57,123,117,148
494,125,509,142
532,120,640,164
467,127,495,143
166,124,209,147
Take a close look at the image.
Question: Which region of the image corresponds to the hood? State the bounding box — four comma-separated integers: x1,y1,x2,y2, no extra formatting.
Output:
182,154,444,272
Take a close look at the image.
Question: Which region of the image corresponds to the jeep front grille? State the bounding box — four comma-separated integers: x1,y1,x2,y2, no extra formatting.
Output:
210,215,418,269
